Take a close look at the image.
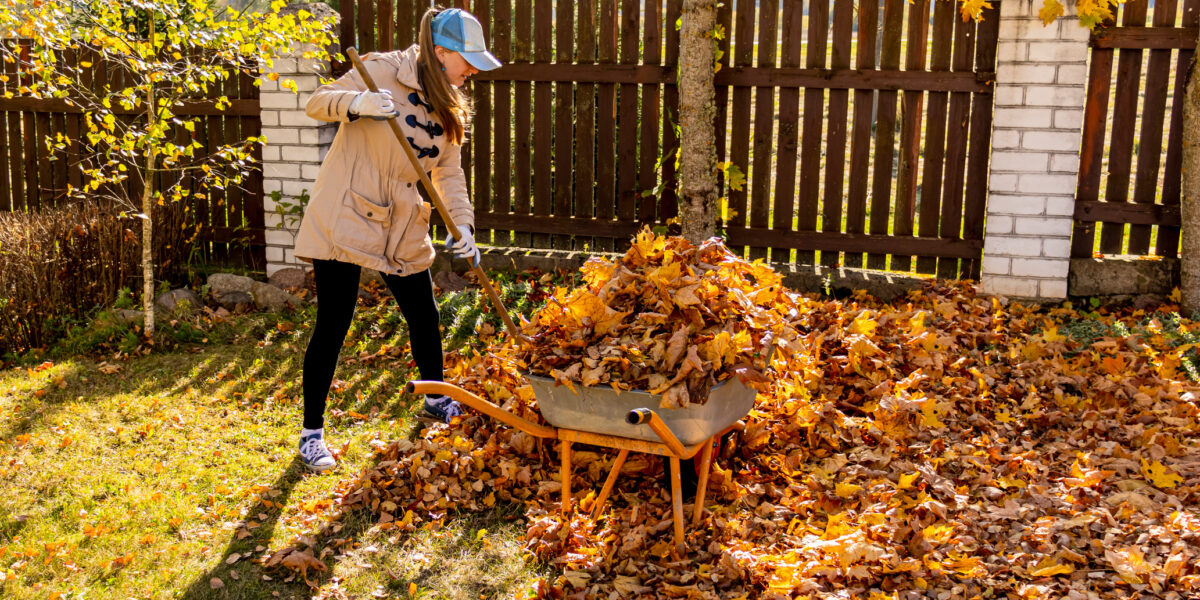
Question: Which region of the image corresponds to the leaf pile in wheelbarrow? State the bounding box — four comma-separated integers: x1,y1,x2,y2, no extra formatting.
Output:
514,228,804,407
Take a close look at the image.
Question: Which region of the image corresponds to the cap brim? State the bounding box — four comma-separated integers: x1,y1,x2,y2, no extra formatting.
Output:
461,50,502,71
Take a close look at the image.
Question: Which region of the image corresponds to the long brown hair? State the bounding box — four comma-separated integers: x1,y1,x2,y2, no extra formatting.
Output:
418,7,471,145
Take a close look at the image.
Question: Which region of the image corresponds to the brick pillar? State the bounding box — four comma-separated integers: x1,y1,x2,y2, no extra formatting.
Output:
259,26,338,276
980,0,1088,300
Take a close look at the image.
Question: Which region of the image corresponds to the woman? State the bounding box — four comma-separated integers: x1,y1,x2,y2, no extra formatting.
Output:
291,7,502,472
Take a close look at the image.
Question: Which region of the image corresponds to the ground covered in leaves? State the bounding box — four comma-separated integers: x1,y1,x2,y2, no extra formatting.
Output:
282,234,1200,600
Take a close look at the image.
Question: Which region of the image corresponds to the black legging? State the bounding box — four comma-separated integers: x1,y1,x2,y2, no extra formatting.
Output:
302,259,443,429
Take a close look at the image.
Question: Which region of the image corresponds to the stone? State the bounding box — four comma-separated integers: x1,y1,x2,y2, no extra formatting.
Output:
433,270,470,292
251,281,304,311
113,309,144,324
208,273,255,296
155,288,201,315
269,267,308,290
1068,257,1179,297
214,290,255,313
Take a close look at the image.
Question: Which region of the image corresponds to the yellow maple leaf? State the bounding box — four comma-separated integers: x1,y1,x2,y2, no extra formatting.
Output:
1037,0,1065,25
849,311,877,336
1170,287,1182,303
898,472,920,490
1029,556,1075,577
1140,458,1182,489
835,482,863,498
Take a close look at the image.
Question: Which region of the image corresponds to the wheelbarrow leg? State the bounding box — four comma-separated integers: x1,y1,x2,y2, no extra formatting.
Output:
669,456,685,551
560,440,573,514
591,449,629,519
692,435,715,525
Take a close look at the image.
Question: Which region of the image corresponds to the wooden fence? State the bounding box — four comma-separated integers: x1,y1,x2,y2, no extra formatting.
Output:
0,41,266,270
336,0,1000,278
1072,0,1196,259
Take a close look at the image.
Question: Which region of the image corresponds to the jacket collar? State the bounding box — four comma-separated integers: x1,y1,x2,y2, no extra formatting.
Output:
376,44,423,91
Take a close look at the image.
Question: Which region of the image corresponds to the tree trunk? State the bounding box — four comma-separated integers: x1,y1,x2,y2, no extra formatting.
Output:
142,14,157,337
677,0,718,244
1183,30,1200,315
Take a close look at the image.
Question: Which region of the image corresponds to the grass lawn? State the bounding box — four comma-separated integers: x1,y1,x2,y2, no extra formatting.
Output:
0,300,547,599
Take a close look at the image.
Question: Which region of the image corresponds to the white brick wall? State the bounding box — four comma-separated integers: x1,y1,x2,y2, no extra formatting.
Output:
981,0,1088,301
259,37,338,276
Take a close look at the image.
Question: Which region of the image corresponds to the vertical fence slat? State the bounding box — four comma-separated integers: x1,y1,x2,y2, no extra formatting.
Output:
727,0,756,253
473,0,493,245
21,41,39,211
771,0,802,263
3,41,21,212
36,109,52,208
820,0,853,267
1071,41,1114,256
616,0,640,229
379,0,395,50
1099,0,1149,254
397,0,415,50
891,0,931,273
358,0,376,53
65,48,82,196
637,0,662,226
915,0,953,274
867,0,905,270
962,1,999,279
554,0,575,248
937,9,976,279
0,43,11,211
1159,0,1199,257
797,0,829,265
493,0,513,247
575,0,596,248
532,0,553,249
1127,0,1177,255
660,0,681,222
595,0,617,251
844,0,878,269
340,0,356,71
748,0,778,261
512,0,533,248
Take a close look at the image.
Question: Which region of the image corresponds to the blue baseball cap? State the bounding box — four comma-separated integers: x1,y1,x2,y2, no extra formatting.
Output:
431,9,502,71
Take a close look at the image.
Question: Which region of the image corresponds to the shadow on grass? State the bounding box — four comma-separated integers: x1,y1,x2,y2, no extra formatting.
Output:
177,456,307,600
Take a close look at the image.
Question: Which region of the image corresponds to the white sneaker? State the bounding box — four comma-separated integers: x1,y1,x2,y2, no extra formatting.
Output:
298,431,336,472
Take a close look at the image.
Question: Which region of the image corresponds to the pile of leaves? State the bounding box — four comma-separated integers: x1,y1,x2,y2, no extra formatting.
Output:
515,230,796,407
270,231,1200,600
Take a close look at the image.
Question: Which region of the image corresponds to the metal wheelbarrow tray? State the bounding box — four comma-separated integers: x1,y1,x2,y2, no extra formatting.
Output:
525,373,756,446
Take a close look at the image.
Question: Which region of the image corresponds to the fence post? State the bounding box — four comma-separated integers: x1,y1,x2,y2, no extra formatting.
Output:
980,0,1088,300
260,4,340,276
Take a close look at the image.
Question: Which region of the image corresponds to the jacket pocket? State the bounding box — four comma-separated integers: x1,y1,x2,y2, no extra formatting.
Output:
392,200,433,265
332,190,392,256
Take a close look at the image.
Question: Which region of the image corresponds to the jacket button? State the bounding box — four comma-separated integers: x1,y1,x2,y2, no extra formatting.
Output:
407,182,413,188
367,212,373,217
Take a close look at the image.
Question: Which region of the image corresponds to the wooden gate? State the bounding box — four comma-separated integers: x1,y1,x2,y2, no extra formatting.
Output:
1072,0,1196,260
0,42,266,270
330,0,1000,276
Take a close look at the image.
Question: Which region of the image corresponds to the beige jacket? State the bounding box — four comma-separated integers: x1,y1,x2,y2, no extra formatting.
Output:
293,45,473,276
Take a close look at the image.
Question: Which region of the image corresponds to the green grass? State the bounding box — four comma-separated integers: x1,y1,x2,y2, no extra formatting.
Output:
0,293,549,599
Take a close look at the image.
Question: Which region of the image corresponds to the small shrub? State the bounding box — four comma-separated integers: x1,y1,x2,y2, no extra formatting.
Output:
0,201,192,356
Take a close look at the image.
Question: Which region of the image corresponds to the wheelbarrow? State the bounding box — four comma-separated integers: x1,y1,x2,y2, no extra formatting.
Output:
405,375,755,551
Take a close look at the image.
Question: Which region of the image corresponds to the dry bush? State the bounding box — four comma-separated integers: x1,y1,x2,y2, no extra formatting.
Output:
0,200,192,356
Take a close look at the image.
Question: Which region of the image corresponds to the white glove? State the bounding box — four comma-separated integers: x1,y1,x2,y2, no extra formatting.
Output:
445,224,481,267
348,90,398,120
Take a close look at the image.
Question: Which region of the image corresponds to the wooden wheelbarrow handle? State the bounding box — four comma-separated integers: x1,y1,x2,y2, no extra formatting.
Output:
345,47,522,343
406,380,556,438
626,408,687,458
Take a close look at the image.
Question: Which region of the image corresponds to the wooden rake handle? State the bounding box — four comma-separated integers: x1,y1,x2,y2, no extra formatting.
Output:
345,47,521,342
